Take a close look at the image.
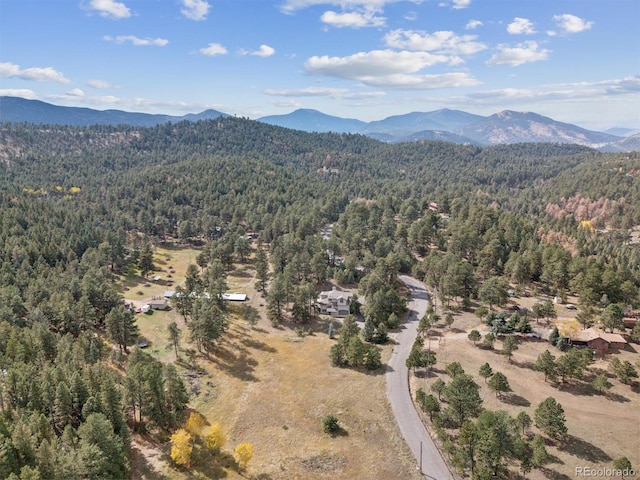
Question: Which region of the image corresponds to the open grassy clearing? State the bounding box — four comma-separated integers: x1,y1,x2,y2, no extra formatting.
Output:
411,300,640,480
120,245,201,305
126,247,420,479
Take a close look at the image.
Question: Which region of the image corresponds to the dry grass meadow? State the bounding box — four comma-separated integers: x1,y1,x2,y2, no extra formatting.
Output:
125,246,421,480
411,298,640,480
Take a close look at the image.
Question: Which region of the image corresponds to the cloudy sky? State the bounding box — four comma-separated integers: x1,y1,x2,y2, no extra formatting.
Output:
1,0,639,129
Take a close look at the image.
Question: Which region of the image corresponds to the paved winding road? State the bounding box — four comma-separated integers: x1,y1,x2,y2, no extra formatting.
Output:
386,275,452,480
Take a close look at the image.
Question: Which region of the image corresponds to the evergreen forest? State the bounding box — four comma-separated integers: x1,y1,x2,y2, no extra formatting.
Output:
0,118,639,479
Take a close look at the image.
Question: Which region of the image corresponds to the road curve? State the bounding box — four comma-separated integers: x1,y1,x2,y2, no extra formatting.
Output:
386,275,452,480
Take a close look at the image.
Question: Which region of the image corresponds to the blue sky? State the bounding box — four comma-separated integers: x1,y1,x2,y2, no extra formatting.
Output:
1,0,639,129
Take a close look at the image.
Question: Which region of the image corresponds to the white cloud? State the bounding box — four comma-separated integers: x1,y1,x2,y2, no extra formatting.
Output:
269,99,302,108
304,50,479,89
305,50,452,78
181,0,210,21
199,43,228,56
507,17,536,35
0,89,38,99
265,87,348,97
321,9,386,28
486,41,550,66
404,11,417,21
384,29,486,55
86,0,131,19
241,45,276,57
280,0,412,14
463,76,640,105
552,14,594,34
264,86,387,100
451,0,471,9
465,19,482,30
66,88,86,97
87,79,115,88
361,72,480,89
103,35,169,46
0,62,70,84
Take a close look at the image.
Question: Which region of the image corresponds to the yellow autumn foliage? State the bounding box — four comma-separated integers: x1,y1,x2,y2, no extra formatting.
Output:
205,423,226,451
186,411,206,437
170,428,193,467
579,220,595,233
234,443,253,469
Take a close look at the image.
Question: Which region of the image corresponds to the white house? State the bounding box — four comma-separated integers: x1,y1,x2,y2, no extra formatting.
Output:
317,287,352,317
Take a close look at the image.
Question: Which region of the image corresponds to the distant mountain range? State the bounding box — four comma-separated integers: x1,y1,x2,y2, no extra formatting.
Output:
0,96,228,127
1,96,638,151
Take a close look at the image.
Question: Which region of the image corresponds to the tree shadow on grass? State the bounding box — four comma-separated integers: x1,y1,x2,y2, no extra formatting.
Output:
328,426,349,438
558,434,612,462
513,359,536,371
556,381,598,397
229,267,254,278
240,337,277,353
130,443,169,480
538,467,571,480
499,392,531,407
602,390,631,402
209,345,259,382
185,445,235,479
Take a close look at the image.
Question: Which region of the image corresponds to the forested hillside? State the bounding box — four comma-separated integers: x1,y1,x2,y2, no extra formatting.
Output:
0,118,639,479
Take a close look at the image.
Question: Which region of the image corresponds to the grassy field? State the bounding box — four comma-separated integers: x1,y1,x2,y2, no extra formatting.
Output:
410,299,640,480
127,247,420,480
120,245,202,305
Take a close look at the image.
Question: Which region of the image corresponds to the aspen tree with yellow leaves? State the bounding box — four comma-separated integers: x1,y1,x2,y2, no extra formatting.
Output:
234,443,253,470
170,429,193,467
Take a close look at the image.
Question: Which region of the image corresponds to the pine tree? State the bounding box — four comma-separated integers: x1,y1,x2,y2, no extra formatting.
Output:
53,382,73,433
488,372,510,397
430,378,446,400
502,335,519,363
535,397,567,440
516,411,532,435
163,364,189,422
105,306,139,353
255,249,269,295
138,243,155,278
77,413,128,479
362,316,376,343
535,350,558,382
479,363,493,383
467,329,481,345
167,322,182,359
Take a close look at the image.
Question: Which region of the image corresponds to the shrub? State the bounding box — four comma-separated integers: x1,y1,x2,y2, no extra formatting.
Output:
322,415,341,436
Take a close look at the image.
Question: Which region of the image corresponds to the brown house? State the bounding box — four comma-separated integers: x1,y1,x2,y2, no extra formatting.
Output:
571,328,628,354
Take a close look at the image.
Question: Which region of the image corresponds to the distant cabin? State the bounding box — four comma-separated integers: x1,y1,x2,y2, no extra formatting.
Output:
148,299,169,310
222,293,247,301
164,290,246,301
